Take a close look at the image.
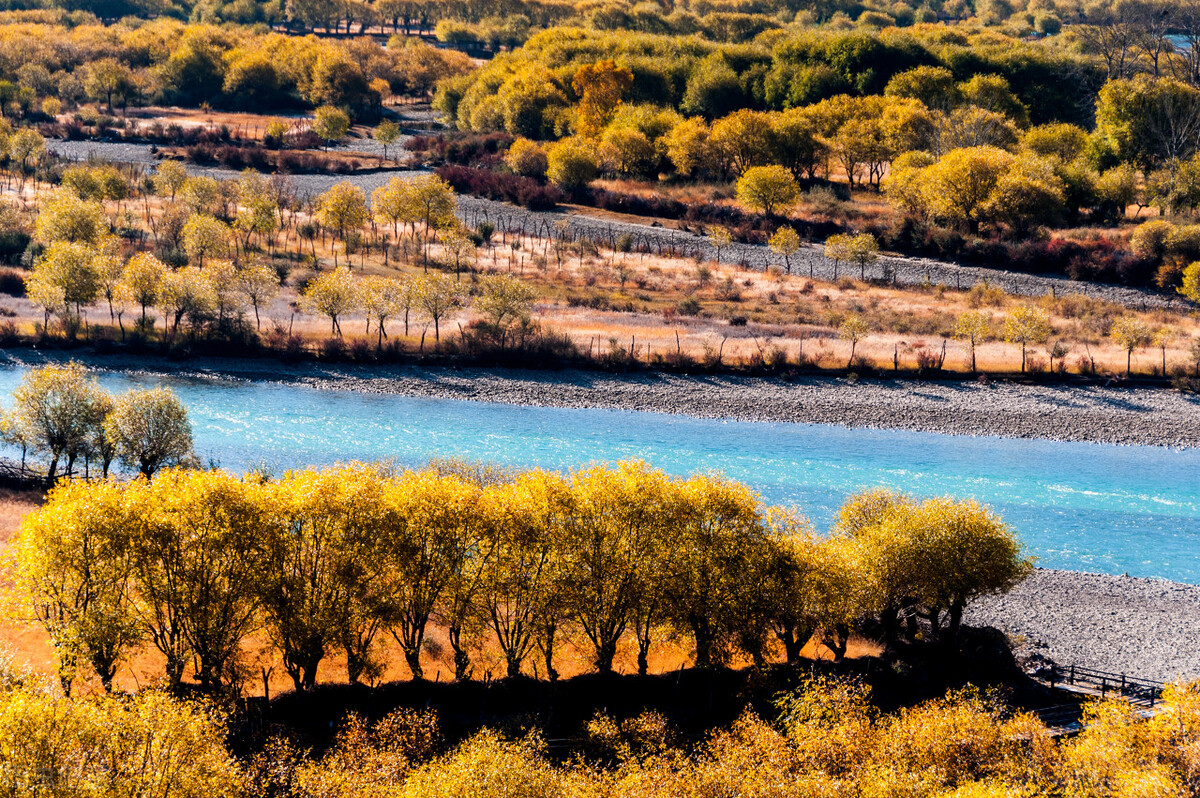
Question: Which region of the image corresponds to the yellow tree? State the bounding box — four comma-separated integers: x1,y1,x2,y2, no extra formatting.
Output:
157,266,217,340
1178,260,1200,303
480,470,570,679
153,160,188,202
27,241,99,338
121,251,167,331
104,386,194,478
663,117,712,178
25,270,65,332
735,165,799,216
838,315,869,367
312,105,350,148
371,175,415,241
1110,315,1153,376
316,181,368,268
824,233,853,279
897,497,1031,641
205,260,248,329
572,59,633,138
769,227,801,274
10,129,44,186
124,470,268,691
954,310,990,372
475,274,537,347
361,274,408,349
761,519,822,663
834,489,919,644
93,237,124,324
237,259,280,330
378,470,485,679
918,146,1014,233
546,136,599,193
181,213,230,268
8,362,109,483
504,137,548,178
710,109,776,176
1153,326,1174,375
558,461,674,673
405,175,457,266
438,223,477,280
708,226,732,265
373,119,403,164
234,170,279,251
11,479,139,693
259,467,383,690
1003,304,1051,372
415,271,464,343
663,472,771,669
35,191,107,245
846,233,880,280
179,176,221,216
302,265,360,336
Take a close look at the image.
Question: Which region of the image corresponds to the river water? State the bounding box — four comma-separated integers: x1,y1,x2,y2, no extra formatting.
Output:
0,366,1196,583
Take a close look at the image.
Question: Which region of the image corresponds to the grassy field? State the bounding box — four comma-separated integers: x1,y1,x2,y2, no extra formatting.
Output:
0,173,1194,380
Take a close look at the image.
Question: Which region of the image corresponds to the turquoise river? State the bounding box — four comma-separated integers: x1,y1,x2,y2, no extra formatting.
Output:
0,367,1197,583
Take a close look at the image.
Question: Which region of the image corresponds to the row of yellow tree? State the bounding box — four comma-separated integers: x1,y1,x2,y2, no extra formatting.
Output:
11,460,1030,695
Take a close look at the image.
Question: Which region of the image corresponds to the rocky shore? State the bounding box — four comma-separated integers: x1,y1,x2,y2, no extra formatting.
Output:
968,569,1200,683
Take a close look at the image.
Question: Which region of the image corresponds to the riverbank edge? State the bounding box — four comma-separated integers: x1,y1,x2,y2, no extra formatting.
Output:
2,347,1200,449
1,349,1196,681
967,568,1200,683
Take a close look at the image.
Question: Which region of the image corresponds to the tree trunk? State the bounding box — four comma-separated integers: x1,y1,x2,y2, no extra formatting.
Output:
594,637,618,673
827,623,849,661
540,622,558,682
690,616,715,668
448,624,471,681
402,644,423,680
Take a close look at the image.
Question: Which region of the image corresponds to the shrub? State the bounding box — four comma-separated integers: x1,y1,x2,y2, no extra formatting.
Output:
546,136,600,192
435,165,564,211
504,137,548,178
0,268,25,296
409,132,513,166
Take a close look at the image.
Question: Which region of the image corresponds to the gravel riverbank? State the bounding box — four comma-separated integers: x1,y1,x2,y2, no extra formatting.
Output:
968,569,1200,683
4,349,1200,449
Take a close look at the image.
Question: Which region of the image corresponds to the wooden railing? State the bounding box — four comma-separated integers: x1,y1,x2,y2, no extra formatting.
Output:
1045,663,1165,706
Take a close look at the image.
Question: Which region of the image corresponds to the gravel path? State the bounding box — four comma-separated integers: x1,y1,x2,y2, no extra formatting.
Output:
968,569,1200,683
47,139,1185,310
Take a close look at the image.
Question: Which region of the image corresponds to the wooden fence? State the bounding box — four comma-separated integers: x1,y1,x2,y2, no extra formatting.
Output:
1045,663,1165,706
